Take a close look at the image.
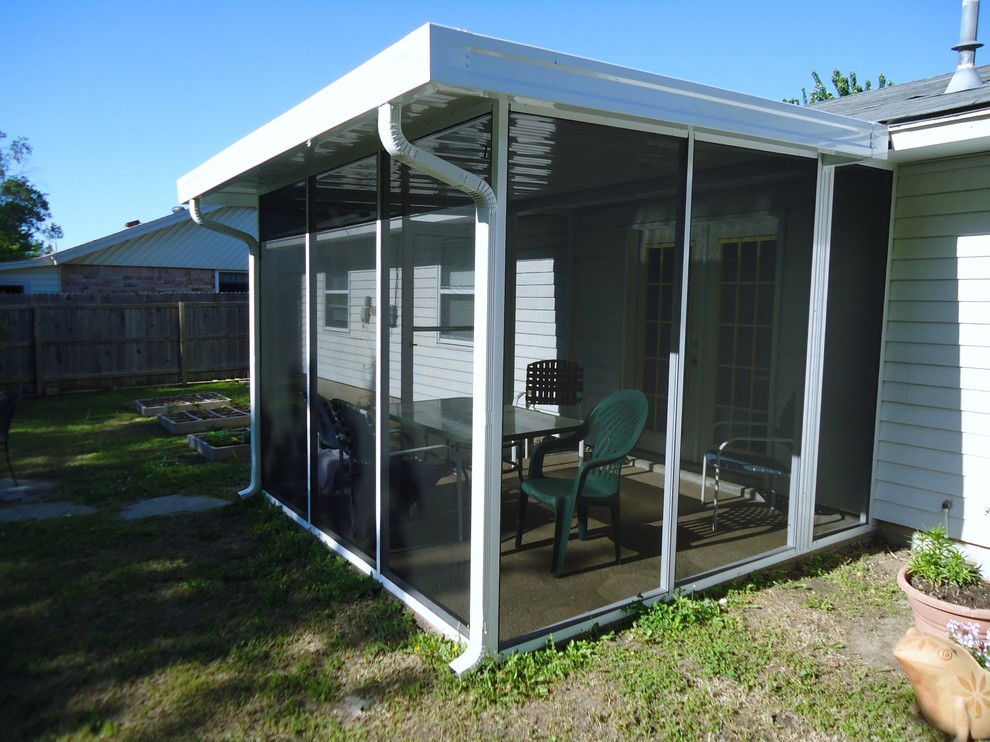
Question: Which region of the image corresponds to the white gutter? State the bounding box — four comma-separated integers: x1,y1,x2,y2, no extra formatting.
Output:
887,108,990,161
377,102,503,676
189,197,262,500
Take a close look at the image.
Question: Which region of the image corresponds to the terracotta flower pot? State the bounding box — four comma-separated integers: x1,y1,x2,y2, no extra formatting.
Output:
898,564,990,640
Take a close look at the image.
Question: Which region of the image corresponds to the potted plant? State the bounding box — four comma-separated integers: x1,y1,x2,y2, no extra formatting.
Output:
893,527,990,739
897,525,990,640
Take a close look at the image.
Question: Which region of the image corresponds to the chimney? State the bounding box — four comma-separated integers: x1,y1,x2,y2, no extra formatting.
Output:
946,0,984,93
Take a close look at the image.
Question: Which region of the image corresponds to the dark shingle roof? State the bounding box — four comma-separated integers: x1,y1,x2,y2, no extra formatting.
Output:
811,64,990,124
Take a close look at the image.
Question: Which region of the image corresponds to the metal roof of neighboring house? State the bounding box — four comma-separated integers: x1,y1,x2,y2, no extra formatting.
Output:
0,205,256,273
178,24,886,206
812,64,990,124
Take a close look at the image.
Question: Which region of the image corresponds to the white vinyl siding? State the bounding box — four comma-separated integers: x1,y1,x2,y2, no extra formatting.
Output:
314,226,481,402
572,217,627,408
389,262,474,400
314,243,377,396
876,152,990,549
511,214,565,406
0,265,60,294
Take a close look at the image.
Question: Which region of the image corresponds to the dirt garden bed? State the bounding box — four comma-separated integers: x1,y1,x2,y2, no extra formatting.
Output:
157,404,250,434
134,392,230,417
187,428,251,461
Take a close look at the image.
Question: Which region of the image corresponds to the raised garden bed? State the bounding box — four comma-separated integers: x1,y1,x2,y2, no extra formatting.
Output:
187,428,251,461
134,392,230,417
157,404,250,434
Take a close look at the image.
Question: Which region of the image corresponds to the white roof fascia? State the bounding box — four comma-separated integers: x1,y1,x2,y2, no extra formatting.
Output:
888,108,990,162
178,24,886,204
177,25,435,204
427,25,886,160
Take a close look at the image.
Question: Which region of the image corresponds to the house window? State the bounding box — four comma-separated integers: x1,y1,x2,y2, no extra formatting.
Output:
641,241,678,435
324,269,349,330
0,285,25,295
714,235,778,450
439,242,473,342
217,271,248,293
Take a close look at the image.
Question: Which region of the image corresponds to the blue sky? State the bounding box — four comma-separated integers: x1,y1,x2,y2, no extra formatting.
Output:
4,0,980,250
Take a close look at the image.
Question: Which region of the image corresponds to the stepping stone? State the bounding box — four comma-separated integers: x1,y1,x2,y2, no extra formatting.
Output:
119,495,231,520
0,502,98,522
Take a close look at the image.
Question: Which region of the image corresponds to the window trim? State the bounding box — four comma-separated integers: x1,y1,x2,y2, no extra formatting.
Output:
437,241,474,344
323,272,350,332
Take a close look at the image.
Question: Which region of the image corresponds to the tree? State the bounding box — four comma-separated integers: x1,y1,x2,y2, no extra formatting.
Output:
0,131,63,261
785,69,892,106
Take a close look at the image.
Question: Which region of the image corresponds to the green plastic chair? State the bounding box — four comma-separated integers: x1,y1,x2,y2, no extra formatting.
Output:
515,389,648,577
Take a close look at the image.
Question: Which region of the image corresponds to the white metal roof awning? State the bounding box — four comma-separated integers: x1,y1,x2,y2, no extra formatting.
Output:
178,24,887,205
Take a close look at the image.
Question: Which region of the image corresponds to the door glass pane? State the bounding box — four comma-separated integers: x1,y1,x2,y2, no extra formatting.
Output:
642,242,678,439
815,166,892,538
310,155,379,561
676,144,817,583
258,181,308,517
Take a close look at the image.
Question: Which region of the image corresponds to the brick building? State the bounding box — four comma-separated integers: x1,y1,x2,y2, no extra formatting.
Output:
0,205,254,295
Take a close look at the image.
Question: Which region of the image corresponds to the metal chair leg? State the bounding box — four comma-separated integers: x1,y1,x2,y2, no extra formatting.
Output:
712,463,720,531
515,492,529,548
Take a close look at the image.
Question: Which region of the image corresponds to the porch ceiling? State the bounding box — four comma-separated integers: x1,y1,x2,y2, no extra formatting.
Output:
178,24,887,206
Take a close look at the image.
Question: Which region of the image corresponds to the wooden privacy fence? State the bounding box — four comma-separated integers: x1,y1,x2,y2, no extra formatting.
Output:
0,293,248,395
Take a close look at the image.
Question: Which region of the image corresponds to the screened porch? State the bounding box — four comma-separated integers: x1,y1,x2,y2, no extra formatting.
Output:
178,24,892,669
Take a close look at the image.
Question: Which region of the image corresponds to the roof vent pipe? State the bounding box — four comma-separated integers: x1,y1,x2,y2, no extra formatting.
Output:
946,0,984,93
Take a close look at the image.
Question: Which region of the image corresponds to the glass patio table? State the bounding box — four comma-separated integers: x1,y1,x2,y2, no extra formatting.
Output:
390,396,582,447
389,397,584,537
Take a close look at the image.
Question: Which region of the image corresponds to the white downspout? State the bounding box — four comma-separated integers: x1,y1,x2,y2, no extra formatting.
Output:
189,197,262,500
377,102,503,676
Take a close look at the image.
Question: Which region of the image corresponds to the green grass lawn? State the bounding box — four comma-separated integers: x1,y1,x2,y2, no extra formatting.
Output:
11,382,252,510
0,385,940,740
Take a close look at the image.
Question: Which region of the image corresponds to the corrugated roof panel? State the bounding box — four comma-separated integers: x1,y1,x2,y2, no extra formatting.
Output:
68,206,255,270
